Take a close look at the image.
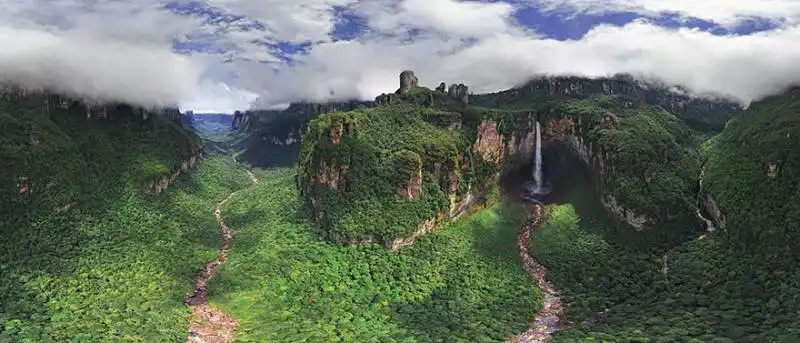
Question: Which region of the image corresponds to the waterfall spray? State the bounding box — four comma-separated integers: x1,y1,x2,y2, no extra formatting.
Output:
532,120,543,193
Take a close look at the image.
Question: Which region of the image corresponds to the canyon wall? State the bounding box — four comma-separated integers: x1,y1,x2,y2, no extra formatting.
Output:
299,71,733,248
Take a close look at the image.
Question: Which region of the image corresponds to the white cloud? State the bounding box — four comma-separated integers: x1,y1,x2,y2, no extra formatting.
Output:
363,0,518,38
2,0,800,112
251,12,800,107
0,27,200,108
181,79,259,113
204,0,359,42
534,0,800,27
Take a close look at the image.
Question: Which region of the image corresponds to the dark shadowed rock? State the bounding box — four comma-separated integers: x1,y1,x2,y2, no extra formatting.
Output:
435,82,446,93
447,83,469,104
398,70,419,95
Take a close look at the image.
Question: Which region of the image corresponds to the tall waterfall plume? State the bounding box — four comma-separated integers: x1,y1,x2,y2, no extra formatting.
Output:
532,120,543,193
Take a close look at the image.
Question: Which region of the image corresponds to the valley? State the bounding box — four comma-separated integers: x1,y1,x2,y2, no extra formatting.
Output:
2,70,799,343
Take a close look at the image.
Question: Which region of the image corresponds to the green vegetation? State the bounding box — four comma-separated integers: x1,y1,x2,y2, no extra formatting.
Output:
0,92,252,342
297,99,500,245
208,167,540,342
235,101,372,168
703,87,800,264
532,137,800,342
471,74,742,132
299,81,713,247
531,185,662,322
561,97,704,246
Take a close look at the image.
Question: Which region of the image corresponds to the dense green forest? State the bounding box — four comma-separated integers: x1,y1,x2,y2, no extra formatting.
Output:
207,168,540,342
533,183,800,342
2,75,798,343
528,87,800,342
0,92,253,341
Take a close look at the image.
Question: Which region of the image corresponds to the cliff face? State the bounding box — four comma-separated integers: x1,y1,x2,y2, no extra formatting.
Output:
299,71,735,248
237,101,373,139
234,101,373,167
147,151,204,194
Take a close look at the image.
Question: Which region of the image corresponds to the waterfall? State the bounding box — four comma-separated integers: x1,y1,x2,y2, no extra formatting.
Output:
532,120,543,193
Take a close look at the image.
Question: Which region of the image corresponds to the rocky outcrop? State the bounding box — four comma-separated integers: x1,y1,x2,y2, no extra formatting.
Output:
398,70,419,95
148,152,203,195
541,115,654,230
435,82,446,93
312,157,349,191
232,111,250,130
390,216,438,250
447,84,469,105
602,195,651,231
397,165,422,200
267,132,300,146
768,162,779,179
302,70,710,247
473,121,505,163
245,101,372,148
702,193,727,231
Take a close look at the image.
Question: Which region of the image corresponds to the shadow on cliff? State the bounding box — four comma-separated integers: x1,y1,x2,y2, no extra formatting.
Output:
499,143,652,249
235,134,301,169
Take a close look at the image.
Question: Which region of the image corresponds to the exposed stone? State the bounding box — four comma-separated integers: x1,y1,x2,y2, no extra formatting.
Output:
545,118,575,139
331,120,344,144
703,193,727,230
232,111,251,130
435,82,446,93
150,153,203,194
602,195,651,231
472,120,504,163
505,130,536,161
267,132,300,146
768,162,778,179
313,157,350,190
599,113,618,130
398,70,419,95
644,167,655,185
391,216,438,250
447,83,469,104
16,176,30,194
397,168,422,200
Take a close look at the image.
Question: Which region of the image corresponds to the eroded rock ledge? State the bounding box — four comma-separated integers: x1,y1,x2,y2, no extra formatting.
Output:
148,152,204,195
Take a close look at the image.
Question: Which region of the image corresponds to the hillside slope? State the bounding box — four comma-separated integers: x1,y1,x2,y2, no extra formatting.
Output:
702,86,800,263
529,85,800,342
0,87,254,341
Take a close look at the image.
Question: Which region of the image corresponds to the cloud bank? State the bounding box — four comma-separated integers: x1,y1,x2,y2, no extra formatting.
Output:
0,27,200,108
2,0,800,111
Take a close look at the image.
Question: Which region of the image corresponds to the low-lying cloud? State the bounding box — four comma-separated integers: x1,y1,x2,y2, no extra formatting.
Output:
3,0,800,112
0,27,200,108
244,20,800,108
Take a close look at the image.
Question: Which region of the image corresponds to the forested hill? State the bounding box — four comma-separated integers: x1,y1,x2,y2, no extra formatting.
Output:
292,70,740,248
0,84,215,341
543,84,800,342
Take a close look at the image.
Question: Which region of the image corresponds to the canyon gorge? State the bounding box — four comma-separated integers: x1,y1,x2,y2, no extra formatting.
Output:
2,69,799,343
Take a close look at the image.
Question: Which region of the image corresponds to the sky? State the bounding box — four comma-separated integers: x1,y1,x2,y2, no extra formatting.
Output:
1,1,800,113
